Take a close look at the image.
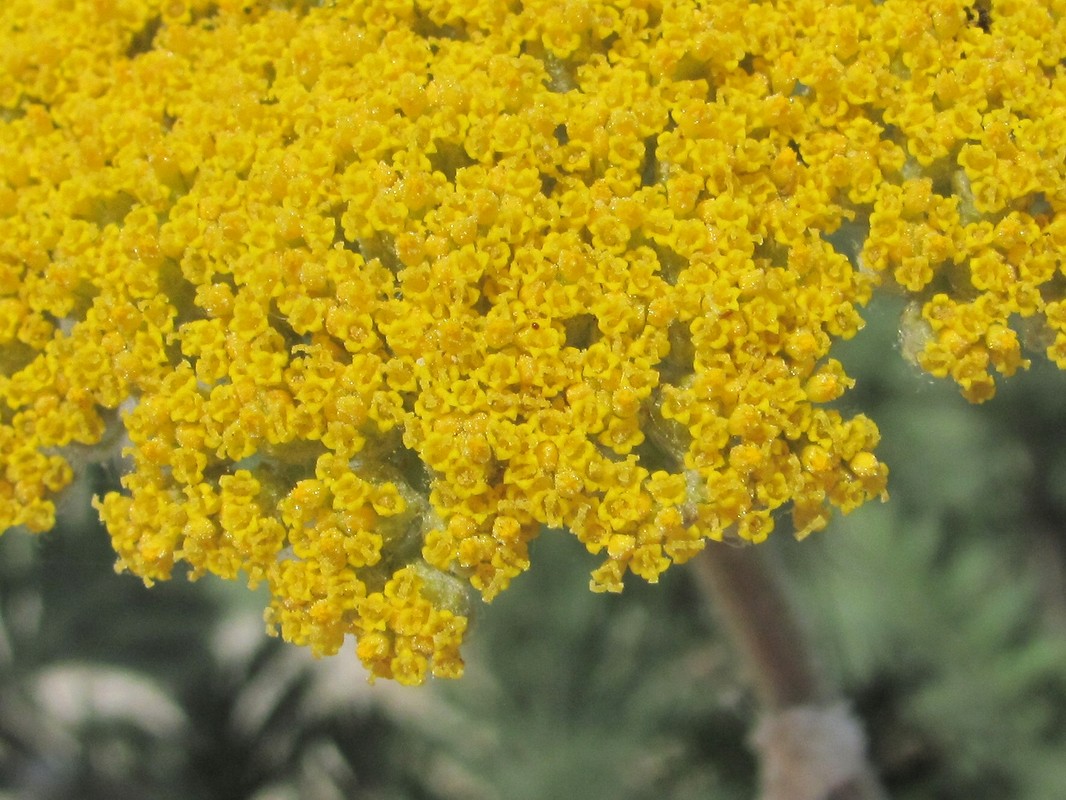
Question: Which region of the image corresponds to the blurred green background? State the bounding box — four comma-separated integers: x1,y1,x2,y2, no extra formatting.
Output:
2,297,1066,800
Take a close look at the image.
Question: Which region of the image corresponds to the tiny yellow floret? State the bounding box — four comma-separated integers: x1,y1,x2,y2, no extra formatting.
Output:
2,0,1065,682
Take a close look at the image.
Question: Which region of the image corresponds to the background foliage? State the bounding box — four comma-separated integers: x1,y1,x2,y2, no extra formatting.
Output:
2,297,1065,799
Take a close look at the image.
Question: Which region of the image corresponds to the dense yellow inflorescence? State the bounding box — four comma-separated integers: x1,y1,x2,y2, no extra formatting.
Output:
1,0,1064,682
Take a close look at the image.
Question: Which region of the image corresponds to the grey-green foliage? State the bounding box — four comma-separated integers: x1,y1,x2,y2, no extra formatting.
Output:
406,530,756,800
792,505,1066,800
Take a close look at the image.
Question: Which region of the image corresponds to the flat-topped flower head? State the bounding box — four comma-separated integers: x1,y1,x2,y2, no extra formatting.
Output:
2,0,1064,682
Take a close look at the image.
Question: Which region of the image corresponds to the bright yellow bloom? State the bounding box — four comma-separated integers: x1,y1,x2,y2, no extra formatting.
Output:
1,0,1064,682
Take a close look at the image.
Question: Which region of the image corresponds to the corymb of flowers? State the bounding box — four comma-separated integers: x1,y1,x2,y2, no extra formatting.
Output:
1,0,1064,683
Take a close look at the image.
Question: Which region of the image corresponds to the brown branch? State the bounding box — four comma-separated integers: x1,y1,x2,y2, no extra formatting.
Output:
691,541,888,800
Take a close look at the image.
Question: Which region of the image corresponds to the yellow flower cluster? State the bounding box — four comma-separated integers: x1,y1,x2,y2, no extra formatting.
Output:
1,0,1063,682
856,2,1066,401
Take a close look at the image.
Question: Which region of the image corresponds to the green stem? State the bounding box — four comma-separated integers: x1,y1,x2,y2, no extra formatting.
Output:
692,541,888,800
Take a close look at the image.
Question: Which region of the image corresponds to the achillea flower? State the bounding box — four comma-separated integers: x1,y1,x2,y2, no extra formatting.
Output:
1,0,1063,683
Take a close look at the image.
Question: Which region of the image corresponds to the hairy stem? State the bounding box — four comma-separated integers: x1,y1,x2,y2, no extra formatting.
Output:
692,541,888,800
